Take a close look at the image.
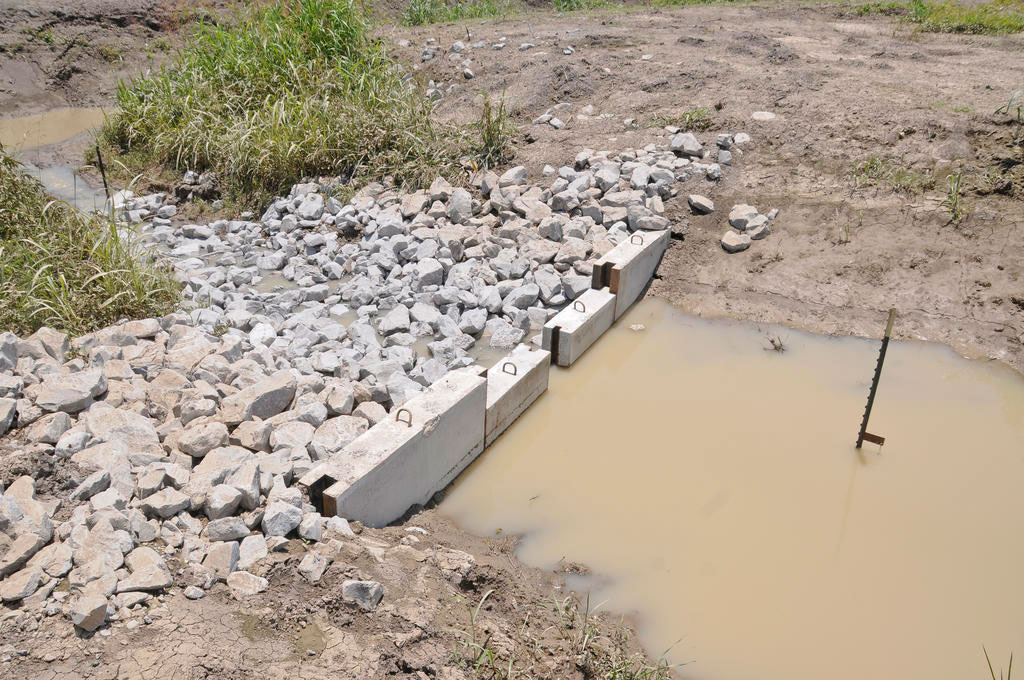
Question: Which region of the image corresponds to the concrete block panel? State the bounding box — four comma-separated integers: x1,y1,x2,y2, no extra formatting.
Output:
542,287,616,367
302,368,486,528
591,230,670,320
485,345,550,446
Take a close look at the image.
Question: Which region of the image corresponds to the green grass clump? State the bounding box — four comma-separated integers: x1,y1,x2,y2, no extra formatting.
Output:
402,0,512,26
648,106,713,132
852,155,937,193
907,0,1024,33
553,0,606,12
101,0,501,204
0,146,179,336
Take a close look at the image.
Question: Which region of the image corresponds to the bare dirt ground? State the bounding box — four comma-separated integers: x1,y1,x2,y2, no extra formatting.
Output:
2,1,1024,677
3,503,644,679
394,4,1024,371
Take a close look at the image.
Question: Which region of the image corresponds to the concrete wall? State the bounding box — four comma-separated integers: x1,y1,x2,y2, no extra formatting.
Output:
591,230,670,320
541,287,616,367
299,230,670,527
485,345,550,446
300,368,485,528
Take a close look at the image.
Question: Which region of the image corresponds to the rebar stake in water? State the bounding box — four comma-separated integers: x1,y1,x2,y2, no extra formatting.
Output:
856,308,897,448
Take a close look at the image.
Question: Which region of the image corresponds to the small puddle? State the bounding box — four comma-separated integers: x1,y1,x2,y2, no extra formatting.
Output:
18,160,108,213
442,298,1024,680
0,107,107,150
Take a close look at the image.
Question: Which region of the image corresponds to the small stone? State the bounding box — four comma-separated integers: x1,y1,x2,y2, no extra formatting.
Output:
752,111,776,121
342,580,383,611
183,585,205,600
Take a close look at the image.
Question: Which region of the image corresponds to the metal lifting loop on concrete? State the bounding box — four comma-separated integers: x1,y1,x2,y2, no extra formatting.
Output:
630,234,644,245
395,408,413,428
573,300,587,313
502,361,517,376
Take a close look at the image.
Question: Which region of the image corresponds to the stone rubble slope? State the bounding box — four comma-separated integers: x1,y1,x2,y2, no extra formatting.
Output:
0,128,771,635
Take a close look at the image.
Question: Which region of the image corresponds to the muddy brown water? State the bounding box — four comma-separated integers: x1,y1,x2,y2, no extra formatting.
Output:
0,107,106,150
442,298,1024,680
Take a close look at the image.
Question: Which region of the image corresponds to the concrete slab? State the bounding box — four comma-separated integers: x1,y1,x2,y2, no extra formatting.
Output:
300,368,486,527
591,230,670,320
485,345,550,446
541,287,616,367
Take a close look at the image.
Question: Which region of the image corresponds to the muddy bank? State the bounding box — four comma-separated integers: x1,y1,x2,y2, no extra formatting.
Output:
398,4,1024,371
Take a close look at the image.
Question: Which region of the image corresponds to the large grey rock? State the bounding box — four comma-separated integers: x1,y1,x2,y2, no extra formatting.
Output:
728,204,759,230
342,580,384,611
503,284,540,310
26,412,71,444
0,565,43,602
179,421,229,458
0,534,45,579
310,416,367,459
237,534,268,570
220,370,296,426
202,540,239,581
447,188,473,224
298,513,323,542
205,484,243,520
262,501,302,536
140,488,191,519
0,398,15,435
205,516,249,542
721,230,752,253
499,166,527,188
0,332,17,372
227,570,268,598
298,551,328,584
69,592,108,631
414,259,444,289
74,520,130,570
83,406,160,451
35,369,107,413
296,193,324,221
687,195,714,214
670,132,703,157
116,547,172,592
269,420,314,451
324,380,355,416
379,305,410,335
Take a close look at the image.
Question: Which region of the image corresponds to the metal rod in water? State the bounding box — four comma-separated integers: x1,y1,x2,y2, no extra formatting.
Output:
95,144,110,201
856,308,897,448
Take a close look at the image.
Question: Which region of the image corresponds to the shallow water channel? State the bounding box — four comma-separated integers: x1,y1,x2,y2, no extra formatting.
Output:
1,107,109,211
442,298,1024,680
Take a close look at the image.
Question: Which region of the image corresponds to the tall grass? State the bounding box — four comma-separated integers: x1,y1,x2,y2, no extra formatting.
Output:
908,0,1024,33
853,0,1024,33
402,0,513,25
0,147,179,336
100,0,500,203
